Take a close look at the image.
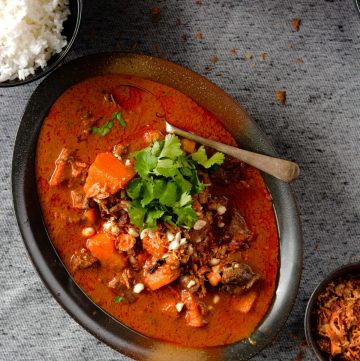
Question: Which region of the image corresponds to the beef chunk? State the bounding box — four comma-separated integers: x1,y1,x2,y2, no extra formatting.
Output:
107,270,137,304
209,158,245,186
225,210,253,251
71,248,99,271
220,262,260,295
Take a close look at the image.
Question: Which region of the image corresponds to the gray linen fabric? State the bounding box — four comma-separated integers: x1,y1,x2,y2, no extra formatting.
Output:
1,0,360,360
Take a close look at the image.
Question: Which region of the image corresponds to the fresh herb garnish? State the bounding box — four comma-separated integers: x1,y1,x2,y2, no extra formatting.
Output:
126,134,224,229
92,120,114,136
191,146,225,168
92,112,126,136
112,111,127,127
113,295,123,303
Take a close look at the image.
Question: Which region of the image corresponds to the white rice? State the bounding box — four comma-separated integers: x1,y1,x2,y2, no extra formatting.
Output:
0,0,70,82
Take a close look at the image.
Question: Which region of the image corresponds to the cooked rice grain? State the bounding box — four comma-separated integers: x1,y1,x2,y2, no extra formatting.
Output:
0,0,70,82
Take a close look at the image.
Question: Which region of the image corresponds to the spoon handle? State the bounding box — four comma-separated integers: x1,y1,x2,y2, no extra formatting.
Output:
166,122,300,183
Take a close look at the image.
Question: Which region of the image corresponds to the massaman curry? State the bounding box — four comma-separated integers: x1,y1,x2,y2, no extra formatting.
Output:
36,74,279,347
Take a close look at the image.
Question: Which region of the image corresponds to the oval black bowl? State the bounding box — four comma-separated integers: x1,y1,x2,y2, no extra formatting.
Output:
12,53,303,361
0,0,82,87
304,262,360,361
354,0,360,15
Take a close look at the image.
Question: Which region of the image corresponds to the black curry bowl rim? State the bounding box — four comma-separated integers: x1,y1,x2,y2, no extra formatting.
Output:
0,0,82,87
12,52,303,361
304,262,360,361
354,0,360,15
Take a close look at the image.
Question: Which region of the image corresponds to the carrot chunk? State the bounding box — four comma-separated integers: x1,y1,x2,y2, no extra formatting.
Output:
181,138,196,154
143,261,180,291
84,153,135,198
142,232,168,258
143,130,164,145
86,233,127,271
232,289,258,313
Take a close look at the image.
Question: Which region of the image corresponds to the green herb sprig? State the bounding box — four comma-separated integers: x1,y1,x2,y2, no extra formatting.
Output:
92,111,126,137
126,134,224,229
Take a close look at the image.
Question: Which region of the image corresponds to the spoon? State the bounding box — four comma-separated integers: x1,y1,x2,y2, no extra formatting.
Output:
166,122,300,183
116,82,300,182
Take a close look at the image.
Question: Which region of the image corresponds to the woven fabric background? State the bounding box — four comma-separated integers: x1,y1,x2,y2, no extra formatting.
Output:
1,0,360,360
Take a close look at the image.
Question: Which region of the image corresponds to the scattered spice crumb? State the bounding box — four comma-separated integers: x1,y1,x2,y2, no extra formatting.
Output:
150,7,161,15
299,339,308,349
182,34,188,42
132,42,139,51
204,66,213,73
259,52,265,61
292,18,301,32
195,31,203,40
210,55,218,64
229,48,237,56
289,332,299,340
195,0,201,5
296,57,303,64
275,90,286,104
294,351,303,361
288,43,293,49
244,52,253,60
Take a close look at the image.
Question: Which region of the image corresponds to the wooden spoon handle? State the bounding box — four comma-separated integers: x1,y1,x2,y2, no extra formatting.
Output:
166,122,300,183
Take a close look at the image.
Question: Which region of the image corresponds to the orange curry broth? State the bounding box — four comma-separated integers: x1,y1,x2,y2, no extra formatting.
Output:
36,74,279,347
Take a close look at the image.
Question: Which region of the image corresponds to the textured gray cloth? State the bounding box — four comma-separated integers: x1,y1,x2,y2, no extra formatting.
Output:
1,0,360,360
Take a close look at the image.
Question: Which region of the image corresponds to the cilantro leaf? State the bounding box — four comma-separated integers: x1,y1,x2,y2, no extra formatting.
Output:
154,159,179,177
159,181,178,206
141,182,154,207
92,120,114,136
133,150,158,178
153,179,167,198
145,209,165,228
159,134,183,159
128,202,147,228
178,192,193,207
112,111,127,127
174,172,192,193
191,146,225,168
126,178,144,199
174,207,197,228
113,295,123,303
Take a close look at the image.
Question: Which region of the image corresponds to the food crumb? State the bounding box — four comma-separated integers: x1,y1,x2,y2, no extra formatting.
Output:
299,339,308,348
195,0,201,5
195,31,203,41
229,48,237,56
292,18,301,32
275,90,286,104
210,55,218,64
259,52,265,61
182,34,188,42
244,52,253,60
294,351,303,361
150,7,161,15
296,57,303,64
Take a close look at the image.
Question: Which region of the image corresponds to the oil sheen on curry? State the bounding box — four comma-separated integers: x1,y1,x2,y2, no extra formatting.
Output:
36,74,279,347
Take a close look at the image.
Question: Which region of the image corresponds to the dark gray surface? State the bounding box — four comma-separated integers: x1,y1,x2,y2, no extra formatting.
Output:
1,0,360,360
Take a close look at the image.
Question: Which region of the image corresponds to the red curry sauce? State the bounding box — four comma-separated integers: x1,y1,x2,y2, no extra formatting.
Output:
35,74,279,347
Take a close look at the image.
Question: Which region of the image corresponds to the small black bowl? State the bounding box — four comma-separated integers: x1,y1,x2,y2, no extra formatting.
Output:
304,262,360,361
0,0,82,87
